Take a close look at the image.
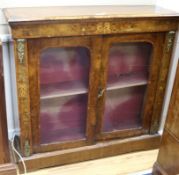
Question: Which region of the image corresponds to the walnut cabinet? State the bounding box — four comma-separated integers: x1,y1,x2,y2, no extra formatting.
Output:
4,5,179,171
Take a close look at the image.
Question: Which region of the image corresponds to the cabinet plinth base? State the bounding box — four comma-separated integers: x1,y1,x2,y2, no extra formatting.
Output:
0,163,17,175
18,134,161,172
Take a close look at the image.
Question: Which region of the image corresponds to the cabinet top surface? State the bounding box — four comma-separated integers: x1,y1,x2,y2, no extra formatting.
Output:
4,5,179,23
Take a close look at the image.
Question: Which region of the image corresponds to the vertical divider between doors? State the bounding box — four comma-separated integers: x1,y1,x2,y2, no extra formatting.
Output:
95,36,108,138
86,36,103,144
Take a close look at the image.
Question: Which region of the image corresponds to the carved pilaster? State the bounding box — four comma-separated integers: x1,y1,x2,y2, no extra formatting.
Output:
166,31,176,52
150,31,176,134
15,39,32,157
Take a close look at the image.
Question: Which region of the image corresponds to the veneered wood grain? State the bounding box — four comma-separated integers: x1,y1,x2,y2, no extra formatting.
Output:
18,134,161,172
155,129,179,175
153,62,179,175
96,128,146,141
165,62,179,137
33,140,87,153
14,39,33,157
20,150,158,175
3,6,179,23
142,33,165,131
7,19,179,39
150,31,176,134
3,6,179,39
27,39,39,151
86,36,102,144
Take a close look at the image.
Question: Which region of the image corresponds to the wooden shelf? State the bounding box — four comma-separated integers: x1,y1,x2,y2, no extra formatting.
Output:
107,74,148,91
41,88,88,100
107,80,147,91
41,73,148,100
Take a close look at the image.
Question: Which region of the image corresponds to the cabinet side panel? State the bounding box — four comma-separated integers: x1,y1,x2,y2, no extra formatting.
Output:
153,62,179,175
156,130,179,175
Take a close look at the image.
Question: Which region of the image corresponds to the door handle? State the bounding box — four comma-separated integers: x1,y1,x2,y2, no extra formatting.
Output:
98,87,105,98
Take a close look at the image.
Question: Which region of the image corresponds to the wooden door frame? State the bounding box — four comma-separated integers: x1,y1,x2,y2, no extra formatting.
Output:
28,36,102,153
96,32,166,141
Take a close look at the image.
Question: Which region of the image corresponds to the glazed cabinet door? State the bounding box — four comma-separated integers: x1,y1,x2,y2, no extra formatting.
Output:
96,33,165,140
17,32,168,156
28,36,101,153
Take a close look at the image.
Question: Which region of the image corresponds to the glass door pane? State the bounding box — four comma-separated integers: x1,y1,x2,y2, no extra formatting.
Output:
39,47,90,144
103,42,152,132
